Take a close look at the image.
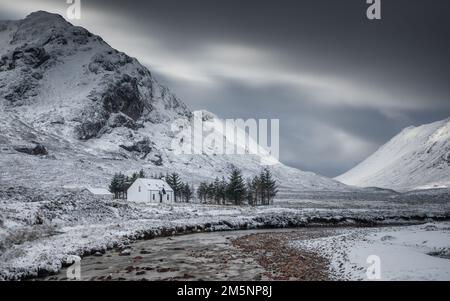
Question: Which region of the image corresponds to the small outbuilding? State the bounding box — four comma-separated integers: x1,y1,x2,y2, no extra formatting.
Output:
127,178,174,203
83,187,114,199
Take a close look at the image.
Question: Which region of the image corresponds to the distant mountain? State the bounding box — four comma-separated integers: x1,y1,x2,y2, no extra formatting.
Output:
0,11,348,191
336,118,450,191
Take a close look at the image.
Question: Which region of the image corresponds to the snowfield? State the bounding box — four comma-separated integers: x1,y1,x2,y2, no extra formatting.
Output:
337,118,450,191
1,187,450,280
292,222,450,280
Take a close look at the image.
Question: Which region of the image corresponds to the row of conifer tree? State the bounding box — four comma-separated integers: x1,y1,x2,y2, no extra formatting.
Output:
197,167,278,205
108,169,146,199
108,167,277,206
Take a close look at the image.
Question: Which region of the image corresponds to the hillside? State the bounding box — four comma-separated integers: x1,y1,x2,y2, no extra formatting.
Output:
336,118,450,191
0,11,348,191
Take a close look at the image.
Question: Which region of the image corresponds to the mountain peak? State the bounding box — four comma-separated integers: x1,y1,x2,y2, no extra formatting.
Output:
25,10,66,20
1,11,190,136
22,10,70,28
0,12,349,192
336,117,450,191
6,11,79,48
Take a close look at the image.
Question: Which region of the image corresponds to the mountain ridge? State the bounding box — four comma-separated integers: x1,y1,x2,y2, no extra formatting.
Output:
336,118,450,191
0,11,349,192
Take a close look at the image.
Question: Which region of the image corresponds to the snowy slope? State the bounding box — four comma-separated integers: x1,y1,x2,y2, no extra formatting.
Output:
292,222,450,281
0,11,348,191
336,118,450,191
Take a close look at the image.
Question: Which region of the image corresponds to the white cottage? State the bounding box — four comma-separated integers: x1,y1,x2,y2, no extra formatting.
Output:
127,178,174,203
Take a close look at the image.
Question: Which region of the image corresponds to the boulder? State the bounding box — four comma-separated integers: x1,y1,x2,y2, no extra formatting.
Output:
119,138,152,158
108,113,138,129
102,74,144,121
13,143,48,156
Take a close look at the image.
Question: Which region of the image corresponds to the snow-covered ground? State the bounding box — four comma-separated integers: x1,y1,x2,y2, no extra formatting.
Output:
292,222,450,280
1,186,450,280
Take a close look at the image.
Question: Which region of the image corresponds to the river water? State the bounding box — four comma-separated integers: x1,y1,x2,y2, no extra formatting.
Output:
42,228,331,281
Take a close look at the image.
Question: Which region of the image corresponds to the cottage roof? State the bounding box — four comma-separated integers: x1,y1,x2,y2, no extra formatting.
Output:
85,187,113,195
136,179,174,192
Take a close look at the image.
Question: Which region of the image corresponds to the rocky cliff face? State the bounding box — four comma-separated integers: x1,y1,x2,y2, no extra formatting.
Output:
0,11,348,192
0,11,190,139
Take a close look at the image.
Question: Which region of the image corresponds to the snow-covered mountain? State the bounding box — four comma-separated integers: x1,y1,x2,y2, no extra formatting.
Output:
336,118,450,191
0,11,348,191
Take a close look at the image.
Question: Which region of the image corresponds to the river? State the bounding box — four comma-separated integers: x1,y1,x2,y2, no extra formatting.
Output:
41,227,337,281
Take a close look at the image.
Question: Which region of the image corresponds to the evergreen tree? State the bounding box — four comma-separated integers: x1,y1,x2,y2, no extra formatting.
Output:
260,168,278,205
197,182,208,203
206,182,215,203
226,168,247,205
219,177,228,205
212,177,222,204
138,169,146,178
129,172,138,185
166,172,183,202
109,173,128,199
258,170,266,204
245,179,253,205
248,175,262,206
118,173,129,199
182,183,193,202
109,173,121,199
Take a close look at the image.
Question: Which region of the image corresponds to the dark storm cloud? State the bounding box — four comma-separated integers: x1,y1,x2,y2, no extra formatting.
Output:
1,0,450,176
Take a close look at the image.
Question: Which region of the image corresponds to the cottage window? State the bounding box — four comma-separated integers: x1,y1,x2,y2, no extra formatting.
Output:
153,194,155,201
138,186,141,192
167,194,169,201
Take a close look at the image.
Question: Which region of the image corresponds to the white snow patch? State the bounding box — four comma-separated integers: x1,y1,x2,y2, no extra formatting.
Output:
336,118,450,191
292,222,450,280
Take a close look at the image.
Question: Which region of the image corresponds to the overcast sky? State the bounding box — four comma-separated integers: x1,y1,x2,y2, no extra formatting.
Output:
1,0,450,177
